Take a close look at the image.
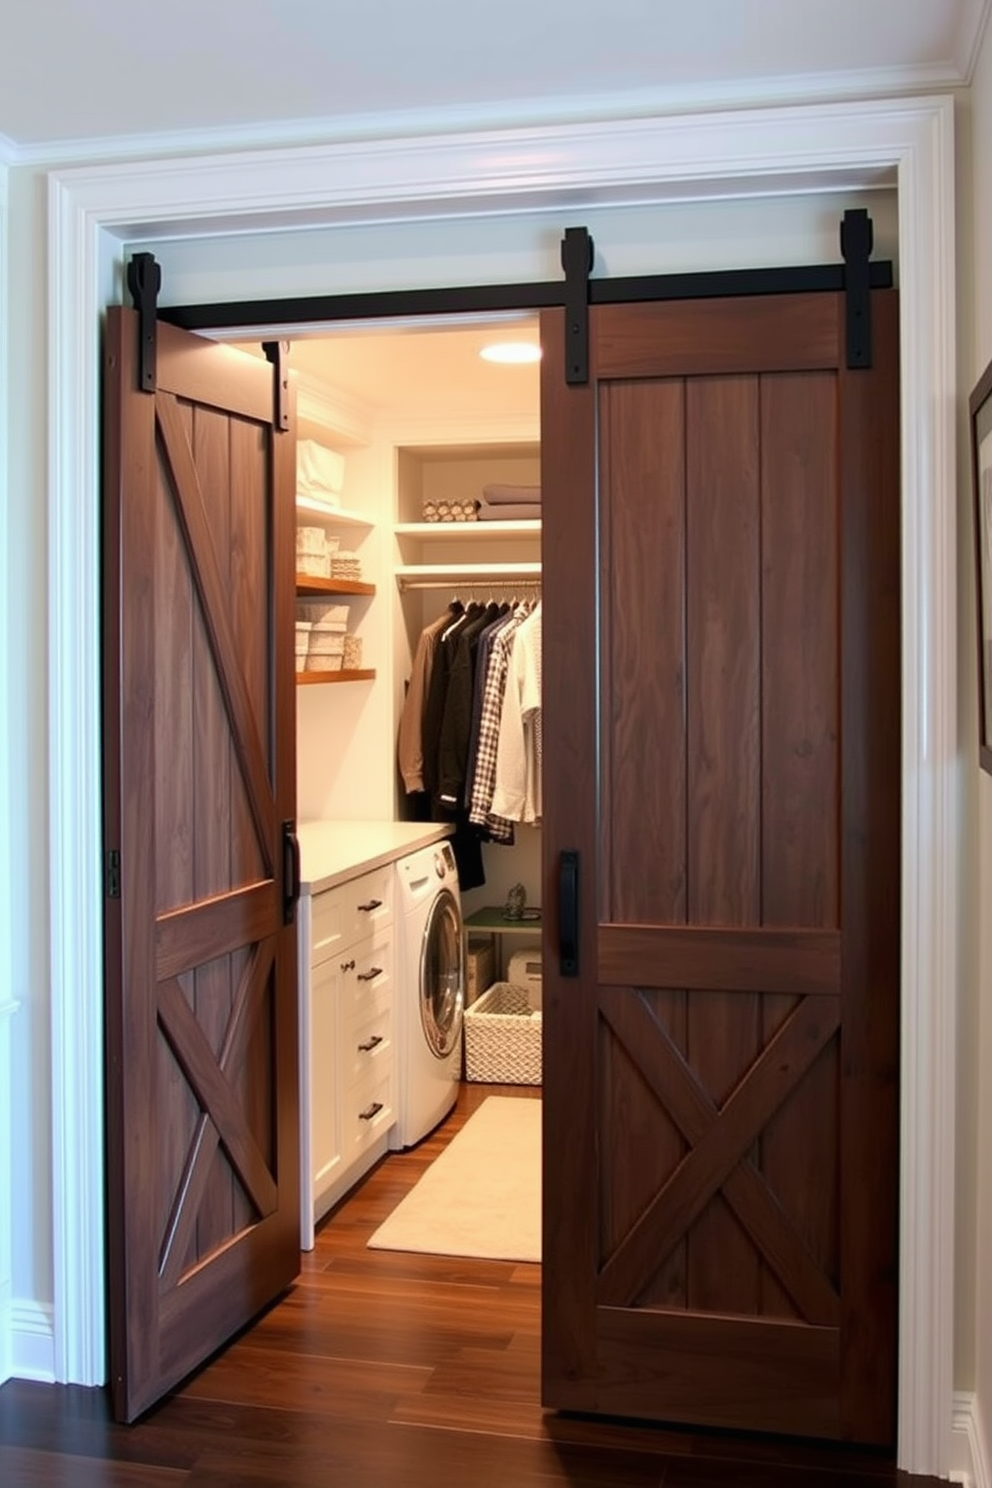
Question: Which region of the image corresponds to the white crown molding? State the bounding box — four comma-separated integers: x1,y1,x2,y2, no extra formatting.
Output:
958,0,992,82
295,371,376,449
45,95,957,1475
2,63,974,173
952,1391,991,1488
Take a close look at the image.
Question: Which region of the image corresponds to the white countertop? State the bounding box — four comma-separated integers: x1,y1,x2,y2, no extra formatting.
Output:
297,818,454,895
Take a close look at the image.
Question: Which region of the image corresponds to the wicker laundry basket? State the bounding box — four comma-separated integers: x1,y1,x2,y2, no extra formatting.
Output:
463,981,542,1085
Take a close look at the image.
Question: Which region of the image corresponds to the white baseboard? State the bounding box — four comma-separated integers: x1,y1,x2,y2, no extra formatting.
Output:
952,1392,991,1488
10,1300,55,1383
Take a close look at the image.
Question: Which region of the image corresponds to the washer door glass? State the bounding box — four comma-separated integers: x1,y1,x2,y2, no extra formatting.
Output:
419,887,464,1058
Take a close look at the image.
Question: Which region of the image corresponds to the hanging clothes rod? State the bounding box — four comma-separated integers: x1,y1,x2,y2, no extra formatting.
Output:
397,575,542,592
396,562,542,591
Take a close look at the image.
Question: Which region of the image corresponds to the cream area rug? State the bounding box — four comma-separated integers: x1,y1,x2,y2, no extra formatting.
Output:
367,1096,541,1262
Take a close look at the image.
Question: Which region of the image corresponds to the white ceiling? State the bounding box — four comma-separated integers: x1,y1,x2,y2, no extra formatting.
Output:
0,0,987,156
232,317,542,432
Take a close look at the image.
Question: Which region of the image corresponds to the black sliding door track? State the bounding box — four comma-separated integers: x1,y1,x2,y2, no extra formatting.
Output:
144,210,890,378
159,260,893,335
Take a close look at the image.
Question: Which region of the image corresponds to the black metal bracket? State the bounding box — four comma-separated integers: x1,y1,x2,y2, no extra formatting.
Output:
561,227,594,386
840,208,873,370
262,339,291,432
126,252,162,393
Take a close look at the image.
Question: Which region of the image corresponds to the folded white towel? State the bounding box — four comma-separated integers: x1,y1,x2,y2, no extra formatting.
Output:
297,440,345,500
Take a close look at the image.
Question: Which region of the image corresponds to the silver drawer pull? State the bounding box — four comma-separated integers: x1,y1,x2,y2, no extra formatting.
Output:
356,966,383,982
357,1034,383,1053
358,898,383,912
359,1101,383,1122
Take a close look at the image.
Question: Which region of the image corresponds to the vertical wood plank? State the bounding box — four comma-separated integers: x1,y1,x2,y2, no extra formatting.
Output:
104,310,161,1412
759,369,840,1318
190,403,236,1261
155,399,199,1280
229,419,269,888
540,307,600,1411
685,375,761,1316
228,415,270,1235
597,376,690,1307
270,379,301,1253
837,290,901,1445
600,379,687,925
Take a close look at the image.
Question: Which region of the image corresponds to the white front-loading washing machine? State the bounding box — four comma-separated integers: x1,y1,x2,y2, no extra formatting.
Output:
390,838,464,1149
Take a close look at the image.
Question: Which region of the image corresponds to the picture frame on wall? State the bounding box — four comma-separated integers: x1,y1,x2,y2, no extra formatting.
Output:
971,355,992,773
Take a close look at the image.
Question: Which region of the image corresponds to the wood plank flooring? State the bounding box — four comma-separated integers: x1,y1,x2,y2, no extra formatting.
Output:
0,1083,939,1486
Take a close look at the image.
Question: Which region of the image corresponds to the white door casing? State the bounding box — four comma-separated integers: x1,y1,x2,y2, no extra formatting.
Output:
44,95,956,1474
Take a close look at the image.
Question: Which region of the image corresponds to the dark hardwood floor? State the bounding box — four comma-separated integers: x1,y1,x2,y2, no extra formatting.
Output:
0,1082,939,1486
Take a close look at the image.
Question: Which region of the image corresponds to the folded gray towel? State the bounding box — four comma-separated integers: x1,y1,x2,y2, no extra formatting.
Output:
477,502,542,521
481,483,542,506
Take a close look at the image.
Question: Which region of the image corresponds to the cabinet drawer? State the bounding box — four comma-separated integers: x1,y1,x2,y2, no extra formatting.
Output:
338,864,393,940
344,1069,393,1157
310,864,393,964
342,997,392,1088
338,925,393,1025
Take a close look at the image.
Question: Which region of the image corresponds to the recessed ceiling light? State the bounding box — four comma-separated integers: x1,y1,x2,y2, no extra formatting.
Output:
479,341,541,364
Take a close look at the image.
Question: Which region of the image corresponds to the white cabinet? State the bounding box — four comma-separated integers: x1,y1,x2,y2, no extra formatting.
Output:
298,862,396,1249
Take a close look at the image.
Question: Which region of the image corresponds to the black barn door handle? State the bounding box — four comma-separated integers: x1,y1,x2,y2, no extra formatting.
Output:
283,820,301,926
559,850,579,977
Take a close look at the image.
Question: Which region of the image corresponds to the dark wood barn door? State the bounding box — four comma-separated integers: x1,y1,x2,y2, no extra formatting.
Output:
102,308,300,1423
540,292,901,1444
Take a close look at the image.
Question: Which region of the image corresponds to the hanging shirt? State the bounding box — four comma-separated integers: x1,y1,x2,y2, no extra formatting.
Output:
491,602,542,824
467,606,528,842
396,604,462,794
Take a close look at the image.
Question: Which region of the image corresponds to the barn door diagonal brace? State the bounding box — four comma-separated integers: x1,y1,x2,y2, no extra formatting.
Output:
262,339,291,432
841,208,873,370
126,252,162,394
561,227,594,385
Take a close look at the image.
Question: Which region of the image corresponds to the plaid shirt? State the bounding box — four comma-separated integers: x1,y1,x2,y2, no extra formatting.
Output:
467,608,527,841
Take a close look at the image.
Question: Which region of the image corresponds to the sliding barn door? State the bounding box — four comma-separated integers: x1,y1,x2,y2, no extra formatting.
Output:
102,308,300,1422
540,291,900,1444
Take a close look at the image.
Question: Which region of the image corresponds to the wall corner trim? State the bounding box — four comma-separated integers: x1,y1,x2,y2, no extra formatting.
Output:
951,1392,992,1488
45,93,959,1470
10,1301,56,1385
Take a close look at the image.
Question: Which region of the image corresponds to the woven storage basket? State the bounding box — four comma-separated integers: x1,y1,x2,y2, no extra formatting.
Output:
295,525,326,556
308,629,345,657
464,981,542,1085
298,601,349,626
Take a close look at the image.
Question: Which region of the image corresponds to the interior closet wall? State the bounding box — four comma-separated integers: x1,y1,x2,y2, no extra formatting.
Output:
294,436,394,823
393,439,542,917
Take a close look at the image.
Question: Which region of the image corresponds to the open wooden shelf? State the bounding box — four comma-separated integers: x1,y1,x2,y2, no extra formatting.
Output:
296,669,376,686
296,497,374,530
295,575,376,596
